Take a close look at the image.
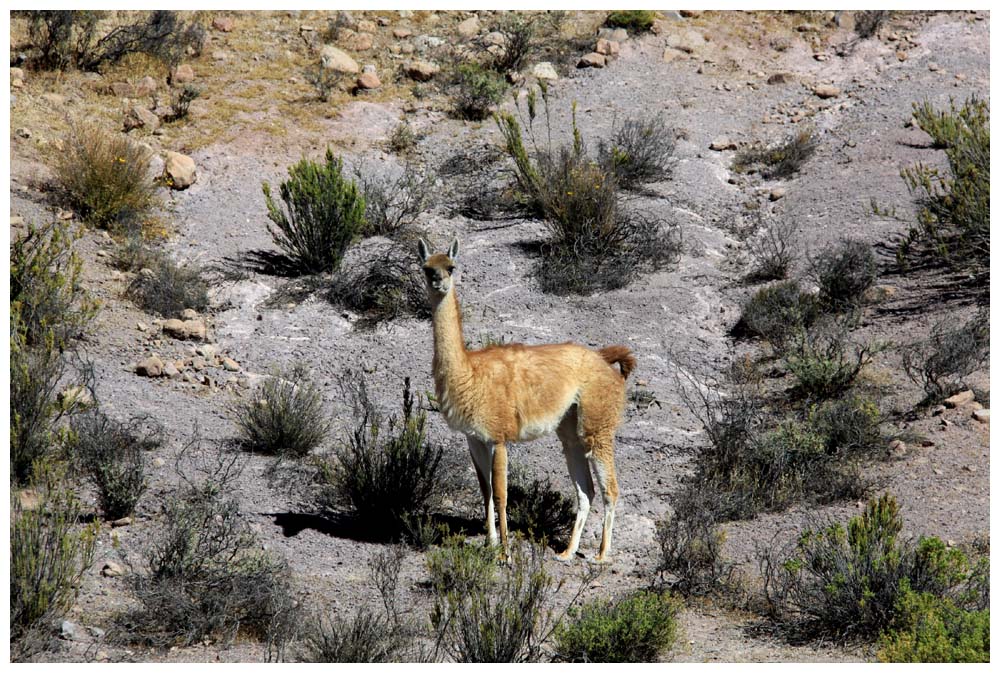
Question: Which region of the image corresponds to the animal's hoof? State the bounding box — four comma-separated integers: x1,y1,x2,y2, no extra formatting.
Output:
556,549,582,562
592,554,612,565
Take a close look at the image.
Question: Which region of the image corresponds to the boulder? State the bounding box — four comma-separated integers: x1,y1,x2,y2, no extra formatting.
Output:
162,318,207,341
943,390,975,408
596,38,620,56
321,45,360,74
123,105,160,132
135,355,164,377
532,62,559,81
577,52,606,68
170,64,195,84
163,151,197,189
813,84,841,99
457,16,480,38
222,357,240,372
404,60,440,81
666,30,706,53
356,72,381,89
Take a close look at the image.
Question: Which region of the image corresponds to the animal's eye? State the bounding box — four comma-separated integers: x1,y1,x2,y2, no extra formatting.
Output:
423,268,434,277
446,265,455,274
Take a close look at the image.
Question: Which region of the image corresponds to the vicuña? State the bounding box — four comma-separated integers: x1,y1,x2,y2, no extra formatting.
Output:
418,237,634,562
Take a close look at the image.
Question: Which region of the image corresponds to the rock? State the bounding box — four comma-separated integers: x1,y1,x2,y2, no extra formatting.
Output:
58,385,94,408
11,66,24,83
136,321,148,332
596,38,620,56
17,489,41,511
666,30,706,53
222,357,240,372
598,27,628,42
943,390,975,408
651,19,668,35
662,47,687,63
153,457,166,468
400,43,415,55
211,50,230,61
972,408,989,424
863,285,898,303
191,356,207,372
413,35,445,51
135,355,165,377
769,187,787,201
162,151,197,189
61,621,81,641
404,60,440,81
356,72,381,89
931,405,947,416
393,28,412,38
170,63,194,84
195,344,217,358
796,22,820,32
767,72,794,85
110,81,136,97
483,31,506,47
577,52,606,69
321,45,360,74
813,84,841,99
888,439,907,458
357,19,377,33
111,517,132,528
342,31,373,51
162,318,207,341
532,62,559,81
123,105,160,132
180,308,199,320
163,362,180,378
212,16,235,32
928,62,939,72
101,560,125,578
710,136,737,151
135,75,158,97
896,50,908,62
457,16,480,38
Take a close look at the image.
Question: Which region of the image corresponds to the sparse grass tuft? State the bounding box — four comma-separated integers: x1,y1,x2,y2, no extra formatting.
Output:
733,129,818,179
553,590,681,662
902,309,989,403
125,250,209,318
51,123,158,230
598,114,675,190
233,366,330,458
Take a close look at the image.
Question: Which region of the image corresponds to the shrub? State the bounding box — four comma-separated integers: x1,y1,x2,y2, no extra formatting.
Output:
506,463,575,547
11,220,98,347
430,539,553,663
426,536,498,596
898,97,989,284
262,148,366,275
496,93,681,295
808,238,878,311
785,320,885,400
733,129,818,179
118,447,298,658
353,163,435,238
320,376,444,541
51,123,158,229
70,410,158,519
326,241,429,326
605,11,656,32
760,494,988,642
125,251,209,317
877,586,989,663
810,393,883,455
112,229,162,272
655,486,734,596
554,590,681,662
738,280,819,350
745,217,797,282
487,13,536,73
387,122,419,154
233,366,329,457
164,84,201,122
855,10,889,39
453,62,507,121
22,10,203,71
304,60,340,102
597,113,675,190
300,609,407,663
902,309,989,402
11,468,98,660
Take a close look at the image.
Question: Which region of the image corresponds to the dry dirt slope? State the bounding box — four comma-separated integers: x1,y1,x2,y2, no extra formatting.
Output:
8,10,989,662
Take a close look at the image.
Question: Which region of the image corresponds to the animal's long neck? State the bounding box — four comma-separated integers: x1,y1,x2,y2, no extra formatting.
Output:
431,289,471,388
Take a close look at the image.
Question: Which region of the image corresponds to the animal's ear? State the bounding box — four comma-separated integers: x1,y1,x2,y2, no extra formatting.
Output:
417,238,430,264
448,237,460,261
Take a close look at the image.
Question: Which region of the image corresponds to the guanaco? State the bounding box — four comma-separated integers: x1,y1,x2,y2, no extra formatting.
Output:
418,237,634,561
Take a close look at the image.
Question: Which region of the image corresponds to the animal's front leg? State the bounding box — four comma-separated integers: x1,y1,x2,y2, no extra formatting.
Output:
492,441,510,560
467,436,497,546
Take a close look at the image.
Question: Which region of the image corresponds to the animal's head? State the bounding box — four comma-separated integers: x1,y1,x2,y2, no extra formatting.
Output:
417,237,460,298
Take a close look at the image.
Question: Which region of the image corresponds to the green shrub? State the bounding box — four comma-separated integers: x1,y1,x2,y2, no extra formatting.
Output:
808,239,878,311
453,62,507,121
597,113,675,190
51,123,158,229
554,590,681,662
877,586,989,662
898,97,988,284
11,468,98,660
605,11,656,32
507,464,575,547
118,448,298,658
738,280,819,350
262,148,366,275
70,410,157,519
11,220,99,346
785,320,884,400
233,366,329,457
426,536,498,596
809,393,882,455
902,308,988,402
387,122,418,154
430,539,553,663
125,250,209,317
733,129,818,179
320,376,444,541
760,494,988,642
655,486,734,596
486,13,536,73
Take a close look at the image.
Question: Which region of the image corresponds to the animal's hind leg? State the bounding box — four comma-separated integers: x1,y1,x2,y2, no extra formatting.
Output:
556,408,594,561
467,436,497,546
587,433,619,562
576,379,624,563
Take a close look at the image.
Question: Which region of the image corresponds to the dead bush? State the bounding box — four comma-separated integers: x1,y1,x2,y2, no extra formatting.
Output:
50,123,158,230
745,216,797,282
807,238,878,312
507,463,575,548
902,309,989,402
125,250,209,318
733,129,818,179
353,162,436,238
326,241,429,326
598,113,676,190
485,13,536,74
655,486,735,596
232,366,329,458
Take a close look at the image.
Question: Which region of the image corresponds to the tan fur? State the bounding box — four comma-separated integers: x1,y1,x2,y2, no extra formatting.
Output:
419,238,631,561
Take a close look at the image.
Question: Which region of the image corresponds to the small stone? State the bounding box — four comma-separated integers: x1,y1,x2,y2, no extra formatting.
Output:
356,72,381,89
61,621,80,641
162,318,207,341
680,10,703,17
595,38,620,56
814,53,829,61
111,517,132,528
123,105,160,132
152,457,166,468
943,390,975,408
321,45,360,74
972,408,990,424
180,308,199,320
813,84,841,99
767,72,794,85
483,31,506,47
920,439,935,447
211,50,230,62
110,81,136,97
163,362,180,378
931,405,947,416
888,439,907,458
769,187,787,201
15,127,31,139
404,60,440,81
136,322,148,332
577,52,606,69
357,19,377,33
393,28,412,38
599,27,628,42
163,151,197,190
196,344,217,358
709,136,737,151
212,16,235,32
955,73,967,81
896,50,908,62
222,357,240,372
171,64,195,84
10,66,24,82
456,16,480,38
666,30,706,54
662,47,687,63
135,355,165,377
532,62,558,81
928,62,939,72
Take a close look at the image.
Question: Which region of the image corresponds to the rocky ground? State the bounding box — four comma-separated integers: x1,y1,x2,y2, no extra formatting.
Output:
9,9,990,663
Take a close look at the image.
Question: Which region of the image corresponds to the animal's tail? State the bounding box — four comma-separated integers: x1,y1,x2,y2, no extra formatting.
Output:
599,345,636,380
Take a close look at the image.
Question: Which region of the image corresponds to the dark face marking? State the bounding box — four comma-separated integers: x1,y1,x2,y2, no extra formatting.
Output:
422,253,456,294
